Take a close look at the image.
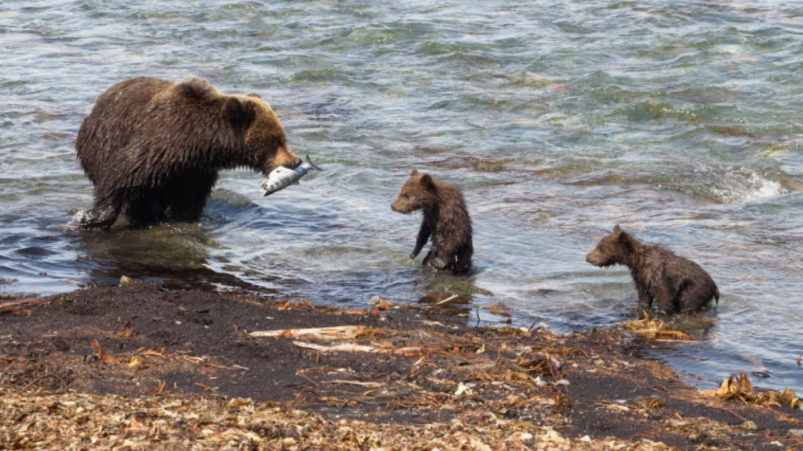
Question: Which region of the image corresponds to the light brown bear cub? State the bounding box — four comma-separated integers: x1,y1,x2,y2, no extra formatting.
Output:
391,170,473,275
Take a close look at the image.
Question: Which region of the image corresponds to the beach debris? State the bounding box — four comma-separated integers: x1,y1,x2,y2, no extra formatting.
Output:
434,294,461,306
63,279,83,285
368,296,392,310
90,339,116,364
455,382,474,396
741,421,757,430
419,293,467,306
1,292,15,300
260,155,322,197
119,276,133,287
797,355,802,367
115,321,137,338
607,404,630,413
292,340,425,356
705,372,803,409
489,304,513,318
620,312,692,341
0,388,679,451
248,325,366,340
506,431,533,443
324,380,384,388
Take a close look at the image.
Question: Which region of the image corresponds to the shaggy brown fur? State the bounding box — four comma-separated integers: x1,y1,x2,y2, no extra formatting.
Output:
586,225,719,314
391,170,473,275
75,77,302,228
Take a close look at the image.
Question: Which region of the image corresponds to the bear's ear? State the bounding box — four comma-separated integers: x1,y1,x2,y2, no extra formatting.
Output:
420,174,437,192
222,97,255,128
613,225,622,234
246,93,262,99
411,169,420,177
617,228,632,248
177,78,214,100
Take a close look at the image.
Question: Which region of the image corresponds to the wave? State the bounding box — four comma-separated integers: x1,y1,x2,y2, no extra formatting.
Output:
710,172,787,204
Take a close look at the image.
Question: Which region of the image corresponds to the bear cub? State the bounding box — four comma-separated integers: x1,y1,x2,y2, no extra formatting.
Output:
586,225,719,314
391,170,473,275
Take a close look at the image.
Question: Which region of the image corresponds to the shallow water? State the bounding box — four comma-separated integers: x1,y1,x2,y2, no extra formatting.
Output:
1,0,802,392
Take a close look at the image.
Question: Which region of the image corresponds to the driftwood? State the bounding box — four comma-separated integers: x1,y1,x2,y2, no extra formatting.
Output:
293,341,424,356
248,326,366,340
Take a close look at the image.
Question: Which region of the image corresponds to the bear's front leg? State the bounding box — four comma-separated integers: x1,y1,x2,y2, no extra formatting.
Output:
76,204,121,229
637,287,653,315
411,220,431,259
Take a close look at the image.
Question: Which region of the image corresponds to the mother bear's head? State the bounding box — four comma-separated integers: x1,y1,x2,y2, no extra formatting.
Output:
174,78,302,175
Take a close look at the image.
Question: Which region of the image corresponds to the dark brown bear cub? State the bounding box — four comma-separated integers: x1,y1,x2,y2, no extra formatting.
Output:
586,225,719,314
391,170,473,275
75,77,302,228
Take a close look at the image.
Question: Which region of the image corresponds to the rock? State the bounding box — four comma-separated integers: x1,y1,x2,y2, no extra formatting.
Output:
119,276,133,287
0,292,15,300
789,429,803,438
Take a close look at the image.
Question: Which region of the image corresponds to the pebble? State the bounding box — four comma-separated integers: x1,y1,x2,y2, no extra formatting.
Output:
790,429,803,438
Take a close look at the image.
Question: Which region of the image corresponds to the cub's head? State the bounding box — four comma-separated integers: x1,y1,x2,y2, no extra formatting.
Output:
391,170,439,214
586,225,634,267
177,79,302,175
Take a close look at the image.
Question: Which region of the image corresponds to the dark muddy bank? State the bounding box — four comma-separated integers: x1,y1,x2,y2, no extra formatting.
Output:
1,283,801,449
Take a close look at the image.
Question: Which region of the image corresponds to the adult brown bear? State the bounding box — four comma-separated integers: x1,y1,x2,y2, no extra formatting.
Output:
75,77,302,228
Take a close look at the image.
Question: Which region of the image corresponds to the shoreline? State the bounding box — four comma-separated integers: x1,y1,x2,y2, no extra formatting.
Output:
1,282,801,450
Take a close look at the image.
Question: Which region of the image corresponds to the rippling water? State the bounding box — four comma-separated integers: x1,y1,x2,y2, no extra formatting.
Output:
1,1,802,391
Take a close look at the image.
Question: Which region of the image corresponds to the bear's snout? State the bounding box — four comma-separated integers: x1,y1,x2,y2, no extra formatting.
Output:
289,156,303,169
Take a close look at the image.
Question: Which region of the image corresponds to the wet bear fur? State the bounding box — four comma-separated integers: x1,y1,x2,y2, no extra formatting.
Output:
75,77,302,228
391,170,473,275
586,225,719,314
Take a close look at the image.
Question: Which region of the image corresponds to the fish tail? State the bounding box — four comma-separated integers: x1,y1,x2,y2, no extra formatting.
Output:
306,155,323,171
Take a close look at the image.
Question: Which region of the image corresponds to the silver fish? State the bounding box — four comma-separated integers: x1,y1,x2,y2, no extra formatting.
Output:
260,155,323,197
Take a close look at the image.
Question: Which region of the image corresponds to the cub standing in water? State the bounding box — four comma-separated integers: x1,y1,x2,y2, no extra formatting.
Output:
586,225,719,314
391,170,473,275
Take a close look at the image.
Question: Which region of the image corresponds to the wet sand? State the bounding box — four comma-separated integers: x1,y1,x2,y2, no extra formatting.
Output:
1,282,801,450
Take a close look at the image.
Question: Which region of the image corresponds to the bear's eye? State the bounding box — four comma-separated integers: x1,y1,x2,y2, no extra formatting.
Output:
598,245,605,252
403,194,410,199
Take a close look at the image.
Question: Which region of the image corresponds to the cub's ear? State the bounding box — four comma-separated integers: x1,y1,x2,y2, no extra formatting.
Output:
613,225,622,233
222,97,255,128
410,169,420,176
420,174,437,192
617,228,632,247
246,93,262,99
176,78,215,100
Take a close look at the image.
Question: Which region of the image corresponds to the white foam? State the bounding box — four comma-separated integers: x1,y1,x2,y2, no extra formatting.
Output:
711,172,787,204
